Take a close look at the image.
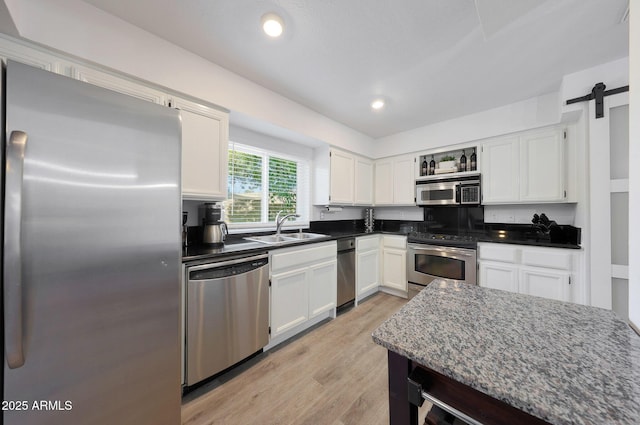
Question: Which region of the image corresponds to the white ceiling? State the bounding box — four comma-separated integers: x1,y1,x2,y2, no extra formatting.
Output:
83,0,629,139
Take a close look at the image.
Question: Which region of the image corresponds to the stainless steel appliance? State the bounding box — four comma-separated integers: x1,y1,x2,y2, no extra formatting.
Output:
200,202,228,245
337,238,356,308
2,61,181,425
186,253,269,386
416,174,481,206
407,233,477,286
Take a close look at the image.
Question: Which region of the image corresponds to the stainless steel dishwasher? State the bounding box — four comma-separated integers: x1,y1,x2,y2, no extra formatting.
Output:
185,253,269,386
337,238,356,308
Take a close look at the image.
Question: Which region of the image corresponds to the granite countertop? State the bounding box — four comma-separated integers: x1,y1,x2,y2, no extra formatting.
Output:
182,229,384,262
372,281,640,425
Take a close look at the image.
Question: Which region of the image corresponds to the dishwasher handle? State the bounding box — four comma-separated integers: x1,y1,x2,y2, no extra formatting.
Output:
188,254,268,281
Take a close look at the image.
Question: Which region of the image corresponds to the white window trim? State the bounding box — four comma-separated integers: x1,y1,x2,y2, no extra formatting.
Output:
225,141,310,233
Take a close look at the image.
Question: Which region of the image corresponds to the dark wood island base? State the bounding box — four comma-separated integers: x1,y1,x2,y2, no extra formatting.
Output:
387,351,552,425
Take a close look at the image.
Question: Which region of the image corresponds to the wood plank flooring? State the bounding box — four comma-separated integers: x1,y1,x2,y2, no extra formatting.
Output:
181,293,421,425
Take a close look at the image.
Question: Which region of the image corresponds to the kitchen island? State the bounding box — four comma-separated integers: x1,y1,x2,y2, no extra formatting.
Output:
372,280,640,425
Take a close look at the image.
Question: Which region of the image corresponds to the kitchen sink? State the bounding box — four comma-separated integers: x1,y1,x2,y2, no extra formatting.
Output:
244,232,328,244
244,235,293,244
282,232,327,240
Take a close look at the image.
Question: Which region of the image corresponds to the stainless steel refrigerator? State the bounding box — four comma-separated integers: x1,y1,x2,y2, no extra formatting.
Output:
2,60,182,425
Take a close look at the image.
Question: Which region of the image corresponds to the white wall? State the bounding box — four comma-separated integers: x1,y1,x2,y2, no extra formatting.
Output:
2,0,373,155
373,92,561,158
229,125,314,161
629,0,639,330
373,57,630,161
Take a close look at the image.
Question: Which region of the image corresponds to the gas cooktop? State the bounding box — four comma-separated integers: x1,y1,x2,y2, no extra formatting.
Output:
407,231,478,249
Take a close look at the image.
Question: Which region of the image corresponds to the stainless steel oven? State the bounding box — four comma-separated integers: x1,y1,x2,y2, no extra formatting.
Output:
415,174,480,206
407,243,477,286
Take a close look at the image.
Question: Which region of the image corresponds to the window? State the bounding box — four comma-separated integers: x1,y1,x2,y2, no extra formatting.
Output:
223,142,309,228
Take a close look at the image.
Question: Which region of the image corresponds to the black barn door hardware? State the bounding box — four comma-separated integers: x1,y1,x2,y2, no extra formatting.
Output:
566,83,629,119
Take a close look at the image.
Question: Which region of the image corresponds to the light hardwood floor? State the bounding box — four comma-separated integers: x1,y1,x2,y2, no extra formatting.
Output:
181,293,416,425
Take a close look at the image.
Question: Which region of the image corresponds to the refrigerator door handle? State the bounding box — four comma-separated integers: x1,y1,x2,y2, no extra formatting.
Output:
4,130,27,369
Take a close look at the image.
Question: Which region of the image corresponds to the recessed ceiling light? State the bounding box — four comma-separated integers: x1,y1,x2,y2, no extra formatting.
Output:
261,13,284,38
371,99,385,110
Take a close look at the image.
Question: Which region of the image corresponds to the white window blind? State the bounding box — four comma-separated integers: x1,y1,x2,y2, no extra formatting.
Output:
223,142,309,229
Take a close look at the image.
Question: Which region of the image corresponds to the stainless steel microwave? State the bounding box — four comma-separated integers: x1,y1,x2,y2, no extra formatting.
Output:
415,174,480,206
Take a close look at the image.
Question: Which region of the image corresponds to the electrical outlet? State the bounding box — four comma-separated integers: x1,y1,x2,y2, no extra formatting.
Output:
320,212,325,219
506,214,515,223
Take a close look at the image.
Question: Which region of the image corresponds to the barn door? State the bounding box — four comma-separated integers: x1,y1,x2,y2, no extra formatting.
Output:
588,92,629,320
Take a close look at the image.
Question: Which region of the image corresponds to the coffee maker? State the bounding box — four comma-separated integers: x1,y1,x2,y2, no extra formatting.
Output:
199,202,228,246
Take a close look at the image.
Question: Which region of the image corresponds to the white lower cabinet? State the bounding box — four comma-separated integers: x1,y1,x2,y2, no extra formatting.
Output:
270,267,309,337
308,260,338,318
478,242,583,304
519,267,571,302
268,241,337,347
382,249,407,292
356,235,381,302
479,261,519,293
380,235,408,297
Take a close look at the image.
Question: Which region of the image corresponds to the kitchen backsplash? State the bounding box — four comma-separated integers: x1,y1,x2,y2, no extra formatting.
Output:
484,204,577,225
186,201,577,227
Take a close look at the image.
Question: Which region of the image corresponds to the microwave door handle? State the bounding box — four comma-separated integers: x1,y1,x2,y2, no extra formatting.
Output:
4,130,27,369
455,183,461,204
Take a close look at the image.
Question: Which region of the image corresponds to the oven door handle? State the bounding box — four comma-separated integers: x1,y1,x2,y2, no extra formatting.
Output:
408,244,476,257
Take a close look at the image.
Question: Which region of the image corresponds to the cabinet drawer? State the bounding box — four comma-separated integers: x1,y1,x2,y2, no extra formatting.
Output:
383,235,406,249
357,236,380,251
271,241,337,272
478,243,519,263
521,248,572,271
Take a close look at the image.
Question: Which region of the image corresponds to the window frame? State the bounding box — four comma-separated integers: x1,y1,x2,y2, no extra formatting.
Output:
224,141,310,233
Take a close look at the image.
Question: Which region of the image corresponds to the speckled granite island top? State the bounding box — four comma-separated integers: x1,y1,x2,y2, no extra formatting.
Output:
372,281,640,425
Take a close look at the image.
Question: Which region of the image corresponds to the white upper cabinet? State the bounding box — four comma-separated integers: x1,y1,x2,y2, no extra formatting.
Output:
374,159,393,205
374,155,415,206
72,65,167,105
482,127,566,204
314,147,373,206
0,37,61,74
170,97,229,201
329,149,355,204
354,156,374,205
393,155,416,205
519,128,565,202
481,136,520,203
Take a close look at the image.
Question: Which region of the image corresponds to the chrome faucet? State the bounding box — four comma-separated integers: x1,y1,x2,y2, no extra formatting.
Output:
275,210,300,235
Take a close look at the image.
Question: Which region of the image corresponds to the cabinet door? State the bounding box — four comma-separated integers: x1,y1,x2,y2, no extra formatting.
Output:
72,65,167,105
356,249,380,296
382,248,407,292
481,137,519,203
519,129,565,202
308,260,337,318
172,97,229,200
329,149,355,204
0,42,60,74
374,160,393,205
519,268,570,302
393,156,415,205
479,261,519,293
354,156,373,205
270,268,309,337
